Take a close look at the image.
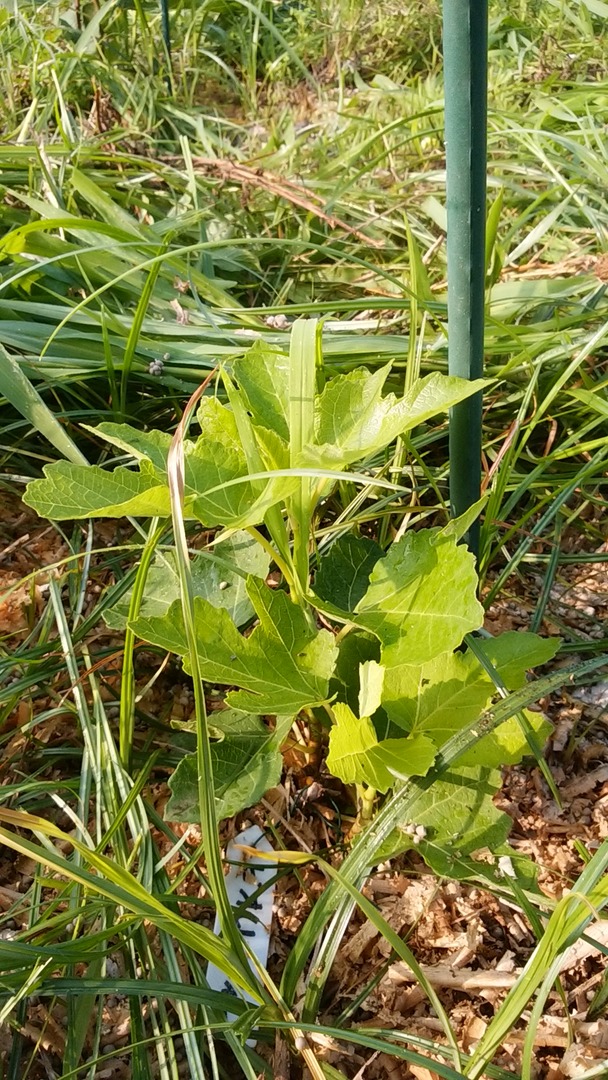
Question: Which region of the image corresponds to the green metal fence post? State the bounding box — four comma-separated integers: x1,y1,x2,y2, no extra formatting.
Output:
159,0,173,92
443,0,488,556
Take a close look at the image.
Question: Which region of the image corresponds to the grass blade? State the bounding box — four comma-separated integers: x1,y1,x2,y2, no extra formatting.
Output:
288,318,319,596
0,343,87,465
166,374,261,993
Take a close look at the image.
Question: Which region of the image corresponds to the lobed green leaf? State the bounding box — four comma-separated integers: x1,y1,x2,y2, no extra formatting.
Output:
354,528,483,665
166,711,292,823
326,702,435,793
314,534,383,612
131,578,338,715
104,531,270,630
23,459,171,519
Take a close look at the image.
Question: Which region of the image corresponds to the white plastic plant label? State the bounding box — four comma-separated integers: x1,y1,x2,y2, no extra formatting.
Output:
206,825,276,1037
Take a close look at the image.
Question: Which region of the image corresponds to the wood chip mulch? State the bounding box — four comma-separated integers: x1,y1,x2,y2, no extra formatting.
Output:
1,503,608,1079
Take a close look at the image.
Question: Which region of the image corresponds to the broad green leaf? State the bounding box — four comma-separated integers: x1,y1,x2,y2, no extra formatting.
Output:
410,841,540,892
104,532,270,630
23,459,171,520
441,495,488,542
314,534,383,612
354,529,482,665
189,397,294,527
25,403,288,527
325,702,387,787
326,703,435,792
382,631,556,737
391,369,488,434
166,712,291,823
131,578,337,715
232,342,290,440
192,469,297,530
384,630,561,734
306,369,487,467
382,648,494,741
477,632,560,690
358,660,384,720
456,708,553,769
313,363,392,460
254,424,290,471
379,755,548,878
189,398,253,522
329,630,380,714
220,368,292,562
85,408,293,528
195,395,240,444
366,737,437,788
402,765,511,855
383,632,557,763
87,422,172,473
221,368,270,480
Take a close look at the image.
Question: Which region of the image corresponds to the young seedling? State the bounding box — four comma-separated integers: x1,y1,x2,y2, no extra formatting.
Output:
23,320,558,877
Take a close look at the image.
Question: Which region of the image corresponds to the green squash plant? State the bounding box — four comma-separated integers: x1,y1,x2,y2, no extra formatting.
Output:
24,319,558,877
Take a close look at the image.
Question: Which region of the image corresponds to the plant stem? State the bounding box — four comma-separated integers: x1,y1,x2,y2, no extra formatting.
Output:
245,526,297,591
357,784,376,824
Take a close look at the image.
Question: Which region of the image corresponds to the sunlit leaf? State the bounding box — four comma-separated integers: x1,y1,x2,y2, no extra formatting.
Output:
456,708,553,769
88,422,172,472
190,397,294,527
326,702,435,792
304,368,487,467
131,578,337,714
232,341,290,440
354,529,483,665
358,660,384,720
104,532,270,630
383,631,557,764
166,712,291,822
478,632,560,690
402,765,511,855
383,648,493,740
23,459,171,519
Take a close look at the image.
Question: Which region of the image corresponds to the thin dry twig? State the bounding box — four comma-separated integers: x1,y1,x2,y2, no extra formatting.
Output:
161,155,383,247
388,921,608,993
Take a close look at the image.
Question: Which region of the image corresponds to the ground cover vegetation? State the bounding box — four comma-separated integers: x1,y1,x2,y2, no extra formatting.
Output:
1,0,608,1077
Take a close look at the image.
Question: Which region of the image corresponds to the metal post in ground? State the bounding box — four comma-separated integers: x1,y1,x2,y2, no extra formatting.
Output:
443,0,488,556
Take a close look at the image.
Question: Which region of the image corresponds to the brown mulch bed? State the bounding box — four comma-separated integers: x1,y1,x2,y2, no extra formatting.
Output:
1,500,608,1079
